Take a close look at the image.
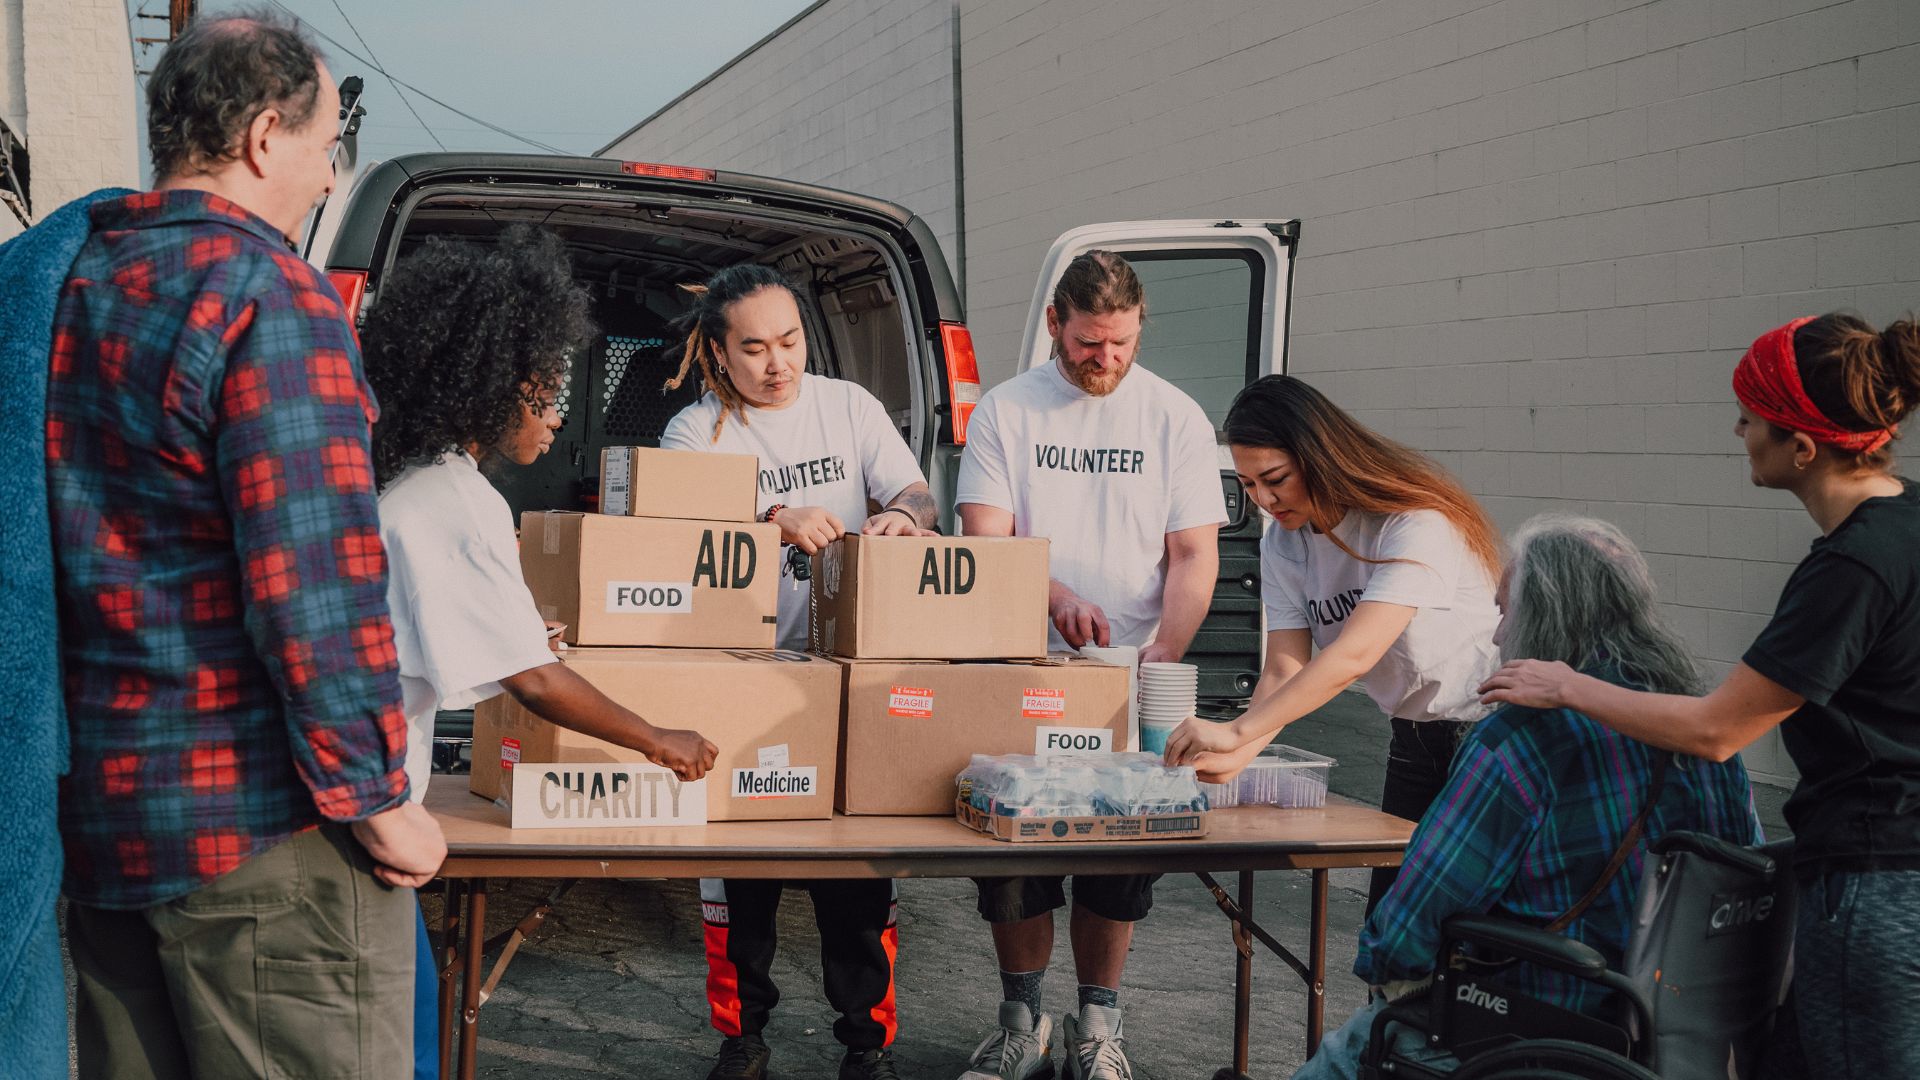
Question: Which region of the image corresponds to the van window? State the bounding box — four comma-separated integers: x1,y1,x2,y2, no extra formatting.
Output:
1129,252,1260,429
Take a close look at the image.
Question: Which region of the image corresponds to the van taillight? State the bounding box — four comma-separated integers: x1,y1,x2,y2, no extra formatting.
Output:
940,321,981,444
621,161,716,182
327,269,368,320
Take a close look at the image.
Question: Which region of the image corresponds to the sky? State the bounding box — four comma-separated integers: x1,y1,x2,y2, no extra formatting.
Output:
123,0,816,181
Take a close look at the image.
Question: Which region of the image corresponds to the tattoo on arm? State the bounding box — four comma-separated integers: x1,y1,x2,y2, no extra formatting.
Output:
888,487,939,529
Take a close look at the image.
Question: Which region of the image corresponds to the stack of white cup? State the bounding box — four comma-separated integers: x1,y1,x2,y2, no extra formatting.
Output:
1138,662,1198,755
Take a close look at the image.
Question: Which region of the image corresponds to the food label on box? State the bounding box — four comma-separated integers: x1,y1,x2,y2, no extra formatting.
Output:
1034,726,1113,755
501,737,522,771
510,763,706,829
606,581,693,614
732,766,818,799
1021,688,1066,719
888,685,935,718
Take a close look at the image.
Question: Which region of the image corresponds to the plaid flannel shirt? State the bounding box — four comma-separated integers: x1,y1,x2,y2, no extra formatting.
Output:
1355,675,1762,1015
49,190,409,910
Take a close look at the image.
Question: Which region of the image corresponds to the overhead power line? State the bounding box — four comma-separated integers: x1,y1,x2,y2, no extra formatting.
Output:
325,0,445,151
265,0,569,155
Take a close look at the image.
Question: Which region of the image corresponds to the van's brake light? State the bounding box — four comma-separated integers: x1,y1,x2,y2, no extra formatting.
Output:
327,269,368,321
621,161,715,181
940,322,981,444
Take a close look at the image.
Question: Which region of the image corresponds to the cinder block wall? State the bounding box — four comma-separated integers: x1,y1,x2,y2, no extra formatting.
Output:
601,0,961,263
0,0,140,243
610,0,1920,784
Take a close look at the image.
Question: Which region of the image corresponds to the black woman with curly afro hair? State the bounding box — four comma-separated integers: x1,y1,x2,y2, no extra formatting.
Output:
362,224,719,1078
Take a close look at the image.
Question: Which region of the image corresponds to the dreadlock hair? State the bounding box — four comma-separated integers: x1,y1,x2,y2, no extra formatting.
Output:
362,224,594,487
1225,375,1504,584
663,263,803,441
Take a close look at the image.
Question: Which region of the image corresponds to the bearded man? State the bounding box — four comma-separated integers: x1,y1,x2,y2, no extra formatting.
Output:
952,249,1226,1080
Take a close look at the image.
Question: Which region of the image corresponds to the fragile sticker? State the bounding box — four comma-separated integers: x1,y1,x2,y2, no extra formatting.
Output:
501,736,522,771
1021,688,1066,719
732,766,818,799
606,581,693,614
888,685,935,718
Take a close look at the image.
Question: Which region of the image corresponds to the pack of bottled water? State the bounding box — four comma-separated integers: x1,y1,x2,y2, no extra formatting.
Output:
957,753,1209,817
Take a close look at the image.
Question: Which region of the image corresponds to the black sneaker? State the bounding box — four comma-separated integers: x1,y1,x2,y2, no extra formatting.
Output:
707,1034,771,1080
839,1047,902,1080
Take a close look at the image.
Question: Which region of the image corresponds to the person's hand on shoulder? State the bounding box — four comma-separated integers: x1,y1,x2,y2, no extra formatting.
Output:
1478,659,1577,709
649,728,720,781
351,802,448,888
773,505,846,555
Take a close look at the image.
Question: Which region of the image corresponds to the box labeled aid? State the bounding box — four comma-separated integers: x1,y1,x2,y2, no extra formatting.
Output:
472,647,840,823
598,446,758,522
520,511,779,648
810,535,1049,659
834,656,1128,815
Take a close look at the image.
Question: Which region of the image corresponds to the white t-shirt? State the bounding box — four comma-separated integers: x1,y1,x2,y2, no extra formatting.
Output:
380,452,558,801
956,360,1228,650
660,375,926,650
1261,508,1500,724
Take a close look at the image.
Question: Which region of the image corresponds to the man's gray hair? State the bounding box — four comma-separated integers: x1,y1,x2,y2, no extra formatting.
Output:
1502,514,1704,696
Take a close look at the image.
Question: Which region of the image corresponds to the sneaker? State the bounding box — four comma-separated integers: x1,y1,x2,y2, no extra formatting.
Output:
1061,1004,1131,1080
840,1047,903,1080
706,1034,771,1080
958,1000,1055,1080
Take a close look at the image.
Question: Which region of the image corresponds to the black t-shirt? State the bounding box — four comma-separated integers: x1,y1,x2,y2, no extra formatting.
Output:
1745,479,1920,873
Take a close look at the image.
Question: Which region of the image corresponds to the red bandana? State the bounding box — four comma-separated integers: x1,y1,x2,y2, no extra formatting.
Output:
1731,317,1895,453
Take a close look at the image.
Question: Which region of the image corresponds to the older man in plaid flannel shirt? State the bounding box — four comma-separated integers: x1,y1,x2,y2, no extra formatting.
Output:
48,12,444,1078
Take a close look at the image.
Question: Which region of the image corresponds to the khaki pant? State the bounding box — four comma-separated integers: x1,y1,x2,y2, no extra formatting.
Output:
67,823,415,1080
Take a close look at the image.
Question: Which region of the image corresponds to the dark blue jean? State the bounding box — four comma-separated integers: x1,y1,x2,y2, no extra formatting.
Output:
414,903,438,1080
1764,868,1920,1079
1367,718,1474,918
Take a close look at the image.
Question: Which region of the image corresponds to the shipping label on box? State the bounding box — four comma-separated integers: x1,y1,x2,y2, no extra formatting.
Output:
520,512,780,648
599,446,758,522
810,535,1048,659
473,647,840,822
835,656,1128,815
509,763,708,829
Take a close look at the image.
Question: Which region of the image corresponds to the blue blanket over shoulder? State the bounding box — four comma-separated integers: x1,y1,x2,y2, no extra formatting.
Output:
0,188,134,1079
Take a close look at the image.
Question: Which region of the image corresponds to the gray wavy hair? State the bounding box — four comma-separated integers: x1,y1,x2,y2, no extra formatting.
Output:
1501,514,1704,695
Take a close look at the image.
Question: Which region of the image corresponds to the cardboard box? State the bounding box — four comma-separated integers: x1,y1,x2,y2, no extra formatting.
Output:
810,535,1049,659
471,647,841,822
521,512,780,648
956,799,1208,843
835,656,1129,815
599,446,758,522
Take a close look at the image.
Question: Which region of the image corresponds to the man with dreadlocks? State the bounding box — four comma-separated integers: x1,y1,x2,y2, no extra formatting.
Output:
660,262,936,1080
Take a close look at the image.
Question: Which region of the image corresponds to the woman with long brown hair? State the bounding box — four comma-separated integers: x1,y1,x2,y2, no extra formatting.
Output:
1165,374,1503,913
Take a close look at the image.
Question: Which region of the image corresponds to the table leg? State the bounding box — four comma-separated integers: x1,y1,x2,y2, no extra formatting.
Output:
457,878,488,1080
1308,868,1329,1057
438,879,463,1080
1233,870,1255,1077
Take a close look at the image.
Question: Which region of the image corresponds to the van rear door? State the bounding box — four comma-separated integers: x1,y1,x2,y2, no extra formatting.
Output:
1016,219,1301,709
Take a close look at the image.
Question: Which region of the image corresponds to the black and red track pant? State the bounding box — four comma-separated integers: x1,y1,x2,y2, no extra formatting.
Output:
701,877,899,1050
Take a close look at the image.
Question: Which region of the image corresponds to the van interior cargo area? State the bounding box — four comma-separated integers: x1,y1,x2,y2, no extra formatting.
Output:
383,193,924,519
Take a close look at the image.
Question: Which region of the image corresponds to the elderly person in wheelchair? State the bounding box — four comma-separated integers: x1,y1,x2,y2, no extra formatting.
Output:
1293,515,1767,1080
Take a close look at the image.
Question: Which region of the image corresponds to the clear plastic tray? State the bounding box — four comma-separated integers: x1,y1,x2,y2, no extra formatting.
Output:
1238,744,1336,808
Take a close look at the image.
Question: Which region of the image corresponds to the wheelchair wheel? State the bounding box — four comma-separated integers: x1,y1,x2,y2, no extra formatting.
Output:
1448,1039,1658,1080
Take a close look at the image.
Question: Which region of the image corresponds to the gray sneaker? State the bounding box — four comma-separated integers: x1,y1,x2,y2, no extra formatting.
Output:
959,1000,1055,1080
1061,1004,1132,1080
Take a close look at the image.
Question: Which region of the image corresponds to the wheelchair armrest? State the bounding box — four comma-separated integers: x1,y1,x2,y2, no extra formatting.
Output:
1650,831,1777,880
1441,915,1609,978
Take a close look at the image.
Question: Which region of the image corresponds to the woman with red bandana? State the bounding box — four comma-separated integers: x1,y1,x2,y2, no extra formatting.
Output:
1479,313,1920,1078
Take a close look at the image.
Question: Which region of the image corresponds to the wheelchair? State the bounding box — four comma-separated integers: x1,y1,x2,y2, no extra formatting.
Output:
1360,833,1796,1080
